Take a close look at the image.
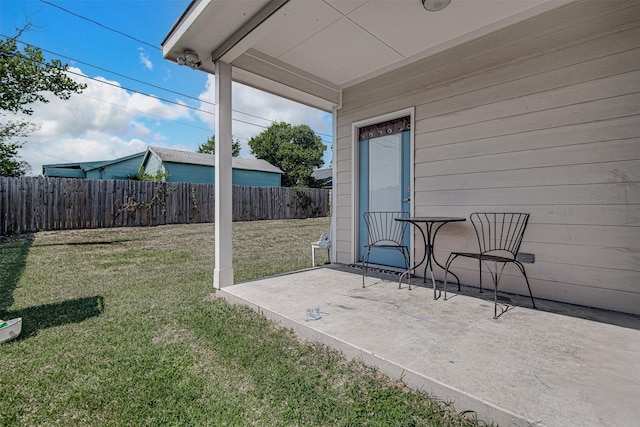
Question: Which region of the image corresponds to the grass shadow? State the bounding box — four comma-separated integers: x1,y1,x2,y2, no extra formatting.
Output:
35,240,132,247
0,234,34,312
1,295,104,339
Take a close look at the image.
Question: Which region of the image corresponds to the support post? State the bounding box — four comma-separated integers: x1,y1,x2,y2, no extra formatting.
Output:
214,60,234,289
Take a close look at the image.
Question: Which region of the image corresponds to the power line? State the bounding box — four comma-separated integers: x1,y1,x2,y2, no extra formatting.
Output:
2,36,211,113
15,0,336,140
39,0,161,51
5,36,334,139
4,42,333,154
20,144,73,163
77,93,214,133
36,44,215,107
8,0,337,140
67,68,214,116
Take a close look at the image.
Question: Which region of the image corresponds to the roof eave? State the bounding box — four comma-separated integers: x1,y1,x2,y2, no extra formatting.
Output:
161,0,339,112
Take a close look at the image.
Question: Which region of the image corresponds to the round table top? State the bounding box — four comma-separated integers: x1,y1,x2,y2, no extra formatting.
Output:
395,216,466,223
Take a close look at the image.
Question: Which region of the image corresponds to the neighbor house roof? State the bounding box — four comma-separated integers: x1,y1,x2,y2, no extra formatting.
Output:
42,161,103,175
82,151,146,172
311,168,332,181
312,168,332,188
146,146,283,174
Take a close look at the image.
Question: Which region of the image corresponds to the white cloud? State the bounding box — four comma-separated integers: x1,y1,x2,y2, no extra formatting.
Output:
196,75,332,161
6,67,333,176
9,67,194,175
138,48,153,71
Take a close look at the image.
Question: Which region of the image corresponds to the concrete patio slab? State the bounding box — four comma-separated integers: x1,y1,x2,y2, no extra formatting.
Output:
218,265,640,427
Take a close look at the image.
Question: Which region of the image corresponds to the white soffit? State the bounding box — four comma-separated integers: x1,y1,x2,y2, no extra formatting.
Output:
347,0,553,58
279,16,405,85
163,0,572,109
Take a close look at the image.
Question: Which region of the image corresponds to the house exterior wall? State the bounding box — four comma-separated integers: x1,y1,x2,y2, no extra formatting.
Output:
164,162,280,186
143,155,165,177
165,163,214,183
85,155,144,180
334,1,640,314
232,169,281,187
43,167,86,178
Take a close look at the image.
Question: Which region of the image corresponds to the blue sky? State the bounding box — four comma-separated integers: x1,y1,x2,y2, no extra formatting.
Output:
0,0,333,175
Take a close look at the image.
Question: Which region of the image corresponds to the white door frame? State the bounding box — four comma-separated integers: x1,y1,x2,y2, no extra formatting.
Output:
350,107,415,265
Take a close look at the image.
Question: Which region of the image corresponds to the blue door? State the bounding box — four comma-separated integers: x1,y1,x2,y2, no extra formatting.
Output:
358,120,411,268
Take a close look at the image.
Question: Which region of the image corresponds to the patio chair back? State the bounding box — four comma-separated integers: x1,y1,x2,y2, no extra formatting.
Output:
364,211,410,247
471,212,530,260
361,211,410,287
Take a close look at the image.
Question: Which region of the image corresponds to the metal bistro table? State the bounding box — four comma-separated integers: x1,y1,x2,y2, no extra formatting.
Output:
395,217,466,299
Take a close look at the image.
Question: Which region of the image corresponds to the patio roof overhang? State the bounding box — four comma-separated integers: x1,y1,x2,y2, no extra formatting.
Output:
161,0,575,289
161,0,573,112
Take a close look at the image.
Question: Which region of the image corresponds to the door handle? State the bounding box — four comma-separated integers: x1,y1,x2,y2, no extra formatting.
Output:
403,197,411,203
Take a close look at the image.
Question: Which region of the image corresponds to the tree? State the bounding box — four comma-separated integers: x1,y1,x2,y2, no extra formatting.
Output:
197,134,241,157
0,121,35,176
0,28,86,176
248,122,325,187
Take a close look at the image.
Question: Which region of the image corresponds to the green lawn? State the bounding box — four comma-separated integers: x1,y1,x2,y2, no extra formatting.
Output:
0,218,491,426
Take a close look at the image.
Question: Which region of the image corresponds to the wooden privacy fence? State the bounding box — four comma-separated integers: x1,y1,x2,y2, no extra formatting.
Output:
0,177,330,235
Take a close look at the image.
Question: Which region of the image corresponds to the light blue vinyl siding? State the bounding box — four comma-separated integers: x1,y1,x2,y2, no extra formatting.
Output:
86,154,145,180
232,169,281,187
143,156,164,177
163,162,281,186
43,167,86,178
165,163,213,183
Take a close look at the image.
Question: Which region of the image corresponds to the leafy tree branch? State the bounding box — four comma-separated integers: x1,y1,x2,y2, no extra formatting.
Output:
248,122,325,187
197,134,241,157
1,26,86,176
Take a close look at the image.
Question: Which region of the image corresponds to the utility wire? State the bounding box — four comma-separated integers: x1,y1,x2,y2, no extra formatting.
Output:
67,68,214,115
20,144,73,163
77,93,214,133
5,36,334,139
4,38,334,154
36,43,214,107
39,0,161,51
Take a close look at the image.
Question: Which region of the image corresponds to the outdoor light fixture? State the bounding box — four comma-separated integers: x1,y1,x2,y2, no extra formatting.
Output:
422,0,451,12
177,50,202,69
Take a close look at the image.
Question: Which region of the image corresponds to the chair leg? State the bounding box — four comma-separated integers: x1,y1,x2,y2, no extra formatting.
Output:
478,258,483,293
493,272,498,319
515,261,536,309
443,253,457,300
493,283,498,319
404,248,411,290
491,260,501,319
362,247,371,288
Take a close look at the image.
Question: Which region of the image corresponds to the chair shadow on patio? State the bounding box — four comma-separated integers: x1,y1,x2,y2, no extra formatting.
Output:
344,263,640,330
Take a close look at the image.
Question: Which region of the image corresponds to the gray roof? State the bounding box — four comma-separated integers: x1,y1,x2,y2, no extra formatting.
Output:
84,152,146,172
312,168,332,181
42,152,145,174
148,146,283,174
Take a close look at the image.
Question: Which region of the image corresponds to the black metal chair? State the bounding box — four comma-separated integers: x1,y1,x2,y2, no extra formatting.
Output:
444,213,536,318
362,211,410,288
